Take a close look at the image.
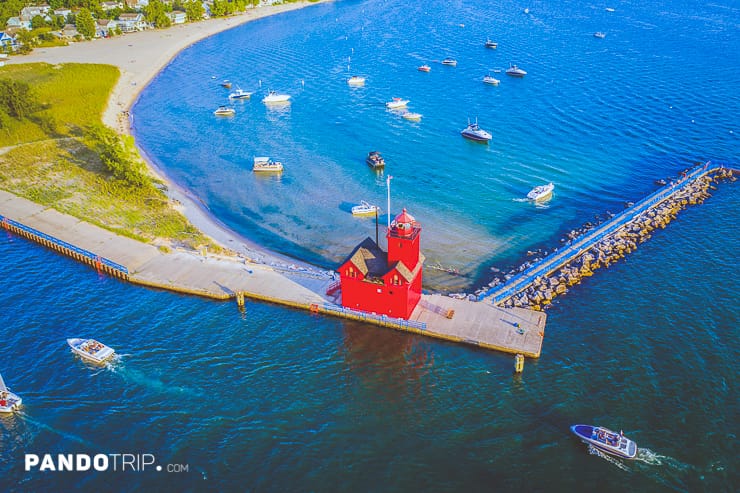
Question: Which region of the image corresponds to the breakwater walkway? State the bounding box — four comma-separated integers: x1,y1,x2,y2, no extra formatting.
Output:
0,189,545,357
479,164,737,308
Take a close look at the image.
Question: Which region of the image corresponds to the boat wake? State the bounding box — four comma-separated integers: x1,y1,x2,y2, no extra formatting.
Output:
108,364,188,395
512,198,529,202
588,444,631,471
635,448,690,470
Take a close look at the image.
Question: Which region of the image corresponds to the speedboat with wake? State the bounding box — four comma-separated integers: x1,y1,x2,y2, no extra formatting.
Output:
461,119,492,142
571,424,638,459
67,338,115,364
0,372,22,412
527,182,554,201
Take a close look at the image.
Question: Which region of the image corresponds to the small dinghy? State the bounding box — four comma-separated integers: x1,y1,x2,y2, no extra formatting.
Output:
571,424,638,459
67,338,115,364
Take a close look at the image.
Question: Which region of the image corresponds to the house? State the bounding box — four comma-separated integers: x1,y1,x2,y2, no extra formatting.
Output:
123,0,149,9
117,13,146,32
53,8,72,18
96,19,118,37
337,209,424,319
101,1,122,10
5,17,25,30
168,11,186,24
60,24,79,39
0,31,18,52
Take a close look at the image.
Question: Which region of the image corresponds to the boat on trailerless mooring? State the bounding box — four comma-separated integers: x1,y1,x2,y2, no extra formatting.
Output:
570,424,638,459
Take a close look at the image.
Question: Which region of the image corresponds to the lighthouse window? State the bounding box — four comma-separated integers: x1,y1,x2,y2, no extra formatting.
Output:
392,274,401,286
347,267,356,278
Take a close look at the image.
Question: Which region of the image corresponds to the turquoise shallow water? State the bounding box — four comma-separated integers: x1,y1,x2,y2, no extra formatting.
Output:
1,0,739,491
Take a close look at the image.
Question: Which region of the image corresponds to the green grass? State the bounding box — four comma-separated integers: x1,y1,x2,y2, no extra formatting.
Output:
0,63,221,252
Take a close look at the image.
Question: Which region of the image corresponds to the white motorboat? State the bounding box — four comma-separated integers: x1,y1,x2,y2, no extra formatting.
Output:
386,98,409,109
67,338,115,364
485,39,498,49
461,119,492,142
441,58,457,66
213,106,235,116
352,201,381,216
571,425,638,459
262,91,291,104
506,64,527,77
347,76,366,86
483,75,500,85
594,32,606,39
402,112,422,121
0,372,22,413
527,182,554,201
228,88,252,100
253,156,284,173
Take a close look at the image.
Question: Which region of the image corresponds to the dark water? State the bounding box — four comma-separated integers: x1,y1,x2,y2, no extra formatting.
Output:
1,0,738,491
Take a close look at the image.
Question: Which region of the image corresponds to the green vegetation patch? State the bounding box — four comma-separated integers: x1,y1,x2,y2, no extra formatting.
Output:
0,63,220,252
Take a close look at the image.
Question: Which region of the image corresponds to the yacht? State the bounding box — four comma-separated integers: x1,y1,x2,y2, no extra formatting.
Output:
0,372,22,413
594,32,606,39
461,119,492,142
485,39,498,49
253,157,284,173
483,74,500,85
386,98,409,109
213,106,235,116
571,425,638,460
506,64,527,77
441,58,458,66
67,338,115,364
527,182,554,201
366,151,385,169
262,91,291,104
347,75,366,86
352,201,381,216
228,88,252,100
418,65,431,72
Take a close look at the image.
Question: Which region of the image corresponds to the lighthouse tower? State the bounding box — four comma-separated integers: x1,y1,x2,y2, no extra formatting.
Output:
337,208,425,319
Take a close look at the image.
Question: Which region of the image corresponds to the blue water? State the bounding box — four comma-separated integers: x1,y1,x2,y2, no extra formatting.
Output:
2,0,739,491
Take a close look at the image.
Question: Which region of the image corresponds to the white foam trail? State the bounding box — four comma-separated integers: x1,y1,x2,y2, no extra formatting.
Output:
588,444,631,471
636,448,690,471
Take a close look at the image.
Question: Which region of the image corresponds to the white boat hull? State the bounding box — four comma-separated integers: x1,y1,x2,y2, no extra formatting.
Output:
67,338,115,364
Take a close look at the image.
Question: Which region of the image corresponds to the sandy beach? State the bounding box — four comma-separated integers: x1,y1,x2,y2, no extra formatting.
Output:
7,1,331,269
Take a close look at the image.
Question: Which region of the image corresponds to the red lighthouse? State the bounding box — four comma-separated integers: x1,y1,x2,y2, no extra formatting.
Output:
337,209,424,319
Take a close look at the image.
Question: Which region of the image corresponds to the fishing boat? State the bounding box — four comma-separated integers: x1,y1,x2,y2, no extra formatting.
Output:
253,156,284,173
418,65,431,72
461,119,492,142
483,74,500,85
485,39,498,49
570,424,638,459
366,151,385,169
506,64,527,77
347,75,366,86
352,201,381,216
0,372,22,412
402,112,422,121
441,58,458,66
221,80,232,89
228,88,252,100
386,98,409,109
527,182,554,201
67,338,115,364
262,91,291,104
213,106,235,116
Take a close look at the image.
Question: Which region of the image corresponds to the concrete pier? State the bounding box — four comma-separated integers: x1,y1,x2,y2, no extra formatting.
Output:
0,189,545,357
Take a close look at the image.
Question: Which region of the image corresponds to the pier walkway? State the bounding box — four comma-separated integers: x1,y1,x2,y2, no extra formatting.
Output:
479,163,731,305
0,190,545,357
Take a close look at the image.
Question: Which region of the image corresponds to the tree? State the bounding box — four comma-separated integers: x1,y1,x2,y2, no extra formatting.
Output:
0,79,39,119
184,0,204,22
76,8,96,39
90,125,149,187
31,15,48,29
144,0,172,29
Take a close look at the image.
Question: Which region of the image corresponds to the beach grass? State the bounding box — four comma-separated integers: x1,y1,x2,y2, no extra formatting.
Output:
0,63,220,252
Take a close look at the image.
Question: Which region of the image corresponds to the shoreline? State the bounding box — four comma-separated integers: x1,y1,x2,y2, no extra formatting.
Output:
7,0,332,272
